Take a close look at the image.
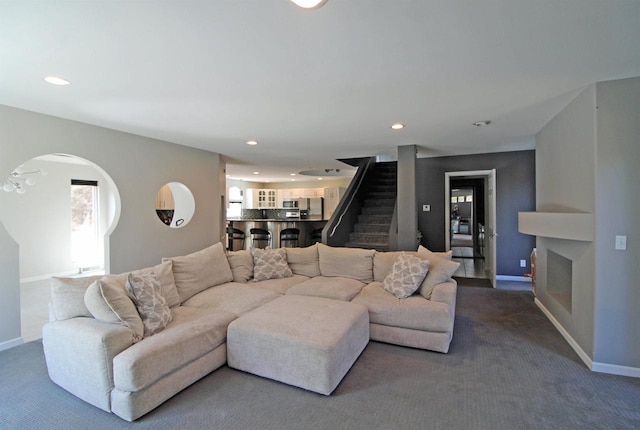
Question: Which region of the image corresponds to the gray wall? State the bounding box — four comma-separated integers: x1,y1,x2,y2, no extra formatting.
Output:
593,78,640,368
535,86,597,358
535,77,640,370
0,105,224,348
416,150,536,276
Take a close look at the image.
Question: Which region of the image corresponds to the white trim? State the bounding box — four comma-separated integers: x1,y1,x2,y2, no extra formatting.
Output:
592,362,640,378
534,298,593,369
496,275,531,282
20,269,79,283
0,337,23,352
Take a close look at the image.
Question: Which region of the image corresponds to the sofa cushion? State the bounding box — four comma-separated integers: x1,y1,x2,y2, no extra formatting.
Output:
285,244,320,277
250,274,310,295
50,275,102,321
226,250,254,283
286,276,366,301
251,248,292,281
416,246,460,299
112,306,236,392
382,254,430,299
162,242,233,303
182,282,280,317
131,260,180,308
125,272,172,337
317,243,374,283
373,249,452,281
352,282,453,332
84,274,144,342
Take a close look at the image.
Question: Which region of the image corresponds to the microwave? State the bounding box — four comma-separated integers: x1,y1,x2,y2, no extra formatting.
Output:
282,200,299,208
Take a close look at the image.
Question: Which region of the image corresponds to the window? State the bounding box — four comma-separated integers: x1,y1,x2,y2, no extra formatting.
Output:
70,179,101,271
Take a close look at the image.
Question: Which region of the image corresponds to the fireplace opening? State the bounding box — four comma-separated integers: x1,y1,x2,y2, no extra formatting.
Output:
547,249,572,313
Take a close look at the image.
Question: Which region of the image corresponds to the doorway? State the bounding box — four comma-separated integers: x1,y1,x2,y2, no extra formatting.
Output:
1,154,120,342
445,170,497,286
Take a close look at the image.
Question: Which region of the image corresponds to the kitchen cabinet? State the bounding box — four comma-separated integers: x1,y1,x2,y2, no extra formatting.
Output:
303,188,324,198
246,189,277,209
155,184,175,209
324,187,345,219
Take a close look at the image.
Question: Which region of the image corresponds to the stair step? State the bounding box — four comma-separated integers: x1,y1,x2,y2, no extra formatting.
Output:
349,232,389,243
345,242,389,252
358,214,392,224
366,192,396,199
354,223,389,233
364,198,395,208
362,206,394,216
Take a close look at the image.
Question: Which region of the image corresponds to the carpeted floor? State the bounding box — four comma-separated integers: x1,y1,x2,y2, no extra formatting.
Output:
2,286,639,429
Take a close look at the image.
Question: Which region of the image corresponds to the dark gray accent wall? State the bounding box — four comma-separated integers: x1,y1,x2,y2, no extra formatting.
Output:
416,150,536,276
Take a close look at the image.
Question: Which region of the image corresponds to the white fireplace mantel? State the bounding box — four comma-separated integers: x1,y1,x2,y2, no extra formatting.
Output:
518,212,594,241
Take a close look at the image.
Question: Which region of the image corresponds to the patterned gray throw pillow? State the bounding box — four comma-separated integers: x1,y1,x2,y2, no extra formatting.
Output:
125,272,172,337
251,248,293,281
382,254,430,299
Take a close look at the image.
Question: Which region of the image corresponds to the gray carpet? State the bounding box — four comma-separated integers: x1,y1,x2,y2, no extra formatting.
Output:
2,287,639,429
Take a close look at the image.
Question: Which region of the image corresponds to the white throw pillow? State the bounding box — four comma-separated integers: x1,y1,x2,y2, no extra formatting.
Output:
125,272,172,337
382,254,430,298
226,250,254,283
251,248,292,281
416,246,460,299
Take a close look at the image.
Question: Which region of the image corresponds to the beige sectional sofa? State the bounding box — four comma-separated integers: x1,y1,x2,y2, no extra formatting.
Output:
42,242,459,421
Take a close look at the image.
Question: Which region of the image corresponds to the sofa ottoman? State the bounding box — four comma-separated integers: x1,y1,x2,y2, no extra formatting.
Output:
226,295,369,395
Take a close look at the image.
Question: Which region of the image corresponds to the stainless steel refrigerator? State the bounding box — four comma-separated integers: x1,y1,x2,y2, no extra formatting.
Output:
297,197,324,220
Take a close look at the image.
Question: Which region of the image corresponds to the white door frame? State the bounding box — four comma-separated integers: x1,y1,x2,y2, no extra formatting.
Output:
445,169,497,287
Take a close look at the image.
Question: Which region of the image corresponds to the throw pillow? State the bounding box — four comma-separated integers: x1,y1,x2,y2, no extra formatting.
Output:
416,246,460,299
84,274,144,342
125,272,172,337
226,250,254,283
50,275,102,321
162,242,233,303
382,254,430,298
251,248,292,281
285,243,320,277
317,243,375,283
131,260,180,308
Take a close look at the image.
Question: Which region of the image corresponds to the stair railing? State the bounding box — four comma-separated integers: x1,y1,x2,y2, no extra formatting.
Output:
324,157,376,246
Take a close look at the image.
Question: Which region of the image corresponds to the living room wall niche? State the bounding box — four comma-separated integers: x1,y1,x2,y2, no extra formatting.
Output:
0,105,225,349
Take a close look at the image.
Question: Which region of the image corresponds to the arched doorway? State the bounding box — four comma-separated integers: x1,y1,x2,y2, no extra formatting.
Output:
0,154,121,342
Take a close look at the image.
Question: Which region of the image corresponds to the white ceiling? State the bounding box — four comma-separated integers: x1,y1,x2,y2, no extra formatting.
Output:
2,0,639,182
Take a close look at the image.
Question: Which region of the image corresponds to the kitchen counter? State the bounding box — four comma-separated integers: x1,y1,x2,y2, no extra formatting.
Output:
227,219,327,250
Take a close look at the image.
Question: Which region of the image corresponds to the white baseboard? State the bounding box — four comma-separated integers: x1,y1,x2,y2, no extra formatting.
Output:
496,275,531,282
0,337,23,352
592,362,640,378
535,298,640,378
20,269,79,283
534,298,593,369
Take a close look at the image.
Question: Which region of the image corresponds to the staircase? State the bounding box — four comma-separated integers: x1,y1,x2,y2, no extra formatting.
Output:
345,162,396,251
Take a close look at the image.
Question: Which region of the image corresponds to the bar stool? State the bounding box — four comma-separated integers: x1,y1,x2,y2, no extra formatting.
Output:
279,228,300,248
311,227,323,244
226,227,246,251
250,228,271,249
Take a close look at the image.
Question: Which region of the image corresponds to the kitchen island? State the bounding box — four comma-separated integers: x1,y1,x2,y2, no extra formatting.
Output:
226,219,327,250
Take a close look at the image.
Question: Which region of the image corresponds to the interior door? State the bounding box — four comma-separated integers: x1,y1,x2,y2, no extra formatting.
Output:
485,169,497,287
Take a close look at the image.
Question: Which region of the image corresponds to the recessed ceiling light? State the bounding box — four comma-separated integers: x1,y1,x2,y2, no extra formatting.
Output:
253,171,259,175
44,76,70,86
472,120,492,127
290,179,296,182
290,173,296,176
290,0,328,9
317,178,323,180
246,140,258,146
390,123,405,130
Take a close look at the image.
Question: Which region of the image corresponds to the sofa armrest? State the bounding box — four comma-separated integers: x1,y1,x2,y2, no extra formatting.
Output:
430,280,457,305
42,318,134,412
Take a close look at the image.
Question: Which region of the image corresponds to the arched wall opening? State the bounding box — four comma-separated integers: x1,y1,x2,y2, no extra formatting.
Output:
0,153,121,341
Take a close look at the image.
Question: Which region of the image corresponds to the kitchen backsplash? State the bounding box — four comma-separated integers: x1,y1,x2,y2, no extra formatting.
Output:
239,209,293,219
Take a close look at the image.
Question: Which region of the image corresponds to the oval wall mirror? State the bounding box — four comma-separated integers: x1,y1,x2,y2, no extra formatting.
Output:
155,182,195,228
